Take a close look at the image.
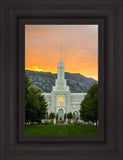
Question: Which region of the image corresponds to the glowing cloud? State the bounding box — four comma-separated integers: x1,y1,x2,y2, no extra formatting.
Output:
25,66,44,72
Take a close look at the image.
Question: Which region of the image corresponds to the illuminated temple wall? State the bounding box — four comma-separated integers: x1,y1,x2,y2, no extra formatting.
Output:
43,92,86,117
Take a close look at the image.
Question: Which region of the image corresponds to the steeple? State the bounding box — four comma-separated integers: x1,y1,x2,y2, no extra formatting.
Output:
60,44,62,61
52,45,70,92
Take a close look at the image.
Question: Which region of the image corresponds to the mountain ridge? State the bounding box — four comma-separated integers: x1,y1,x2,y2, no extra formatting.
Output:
25,70,97,93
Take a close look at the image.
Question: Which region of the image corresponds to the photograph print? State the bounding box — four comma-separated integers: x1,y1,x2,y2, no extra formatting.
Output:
25,25,98,135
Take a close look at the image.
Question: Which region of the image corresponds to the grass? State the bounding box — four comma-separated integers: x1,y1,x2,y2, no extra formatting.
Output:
25,124,98,135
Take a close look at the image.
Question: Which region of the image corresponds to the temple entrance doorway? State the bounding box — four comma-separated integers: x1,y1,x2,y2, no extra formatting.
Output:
58,109,64,121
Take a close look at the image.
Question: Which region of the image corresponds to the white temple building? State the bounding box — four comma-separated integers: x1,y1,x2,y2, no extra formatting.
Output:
43,45,86,121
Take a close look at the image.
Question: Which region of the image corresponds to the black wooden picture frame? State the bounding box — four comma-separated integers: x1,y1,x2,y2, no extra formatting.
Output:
0,0,123,160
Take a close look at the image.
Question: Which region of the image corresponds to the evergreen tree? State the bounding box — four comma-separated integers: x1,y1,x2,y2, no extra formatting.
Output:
79,82,98,125
25,75,48,123
38,92,48,121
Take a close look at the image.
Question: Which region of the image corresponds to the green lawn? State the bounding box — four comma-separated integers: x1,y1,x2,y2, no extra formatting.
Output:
25,124,98,135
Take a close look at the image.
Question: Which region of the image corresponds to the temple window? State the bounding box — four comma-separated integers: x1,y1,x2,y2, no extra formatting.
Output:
58,96,64,106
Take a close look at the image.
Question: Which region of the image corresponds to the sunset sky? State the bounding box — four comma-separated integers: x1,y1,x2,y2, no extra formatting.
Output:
25,25,98,80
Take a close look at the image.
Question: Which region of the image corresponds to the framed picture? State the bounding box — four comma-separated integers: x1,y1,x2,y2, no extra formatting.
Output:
0,0,122,160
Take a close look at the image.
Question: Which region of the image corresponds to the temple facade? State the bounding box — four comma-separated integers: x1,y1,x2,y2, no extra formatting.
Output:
43,45,86,120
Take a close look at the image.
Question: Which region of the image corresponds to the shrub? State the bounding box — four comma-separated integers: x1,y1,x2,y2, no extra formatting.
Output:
67,120,71,124
49,112,55,119
67,112,73,119
47,120,52,125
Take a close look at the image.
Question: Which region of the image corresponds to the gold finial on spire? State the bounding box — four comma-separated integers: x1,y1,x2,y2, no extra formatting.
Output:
60,44,62,49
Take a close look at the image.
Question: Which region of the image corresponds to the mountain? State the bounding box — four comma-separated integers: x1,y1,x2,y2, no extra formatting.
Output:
25,70,97,93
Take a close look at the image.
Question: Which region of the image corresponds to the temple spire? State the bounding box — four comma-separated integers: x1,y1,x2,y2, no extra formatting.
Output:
60,44,62,61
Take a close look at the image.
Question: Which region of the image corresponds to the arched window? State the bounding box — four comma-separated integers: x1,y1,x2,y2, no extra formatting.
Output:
73,111,78,120
58,96,64,106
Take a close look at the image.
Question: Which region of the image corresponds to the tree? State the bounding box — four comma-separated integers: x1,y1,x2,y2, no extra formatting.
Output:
38,93,48,121
46,112,49,119
79,82,98,125
25,86,40,123
67,112,73,119
49,112,55,119
25,75,31,105
25,75,32,123
25,75,48,123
